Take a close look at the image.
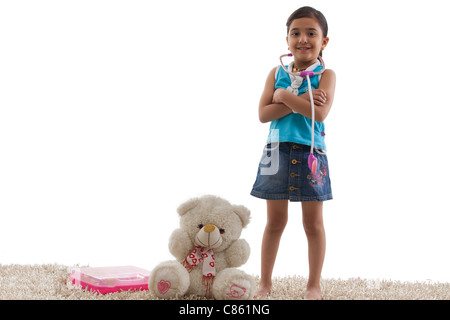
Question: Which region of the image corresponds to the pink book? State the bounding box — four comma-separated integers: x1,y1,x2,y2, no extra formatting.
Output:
70,266,150,294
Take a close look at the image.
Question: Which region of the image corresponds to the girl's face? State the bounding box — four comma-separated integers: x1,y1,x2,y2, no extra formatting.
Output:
286,17,329,69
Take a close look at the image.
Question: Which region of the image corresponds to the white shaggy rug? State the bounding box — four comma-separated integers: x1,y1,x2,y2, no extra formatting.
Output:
1,264,449,300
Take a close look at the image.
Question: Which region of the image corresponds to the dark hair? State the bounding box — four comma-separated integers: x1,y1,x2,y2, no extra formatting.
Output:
286,6,328,37
286,6,328,57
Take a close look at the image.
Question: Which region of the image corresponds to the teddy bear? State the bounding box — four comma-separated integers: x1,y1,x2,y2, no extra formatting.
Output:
149,195,256,300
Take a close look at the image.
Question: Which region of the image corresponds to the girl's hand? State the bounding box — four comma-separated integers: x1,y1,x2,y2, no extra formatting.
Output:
303,89,328,106
272,88,285,104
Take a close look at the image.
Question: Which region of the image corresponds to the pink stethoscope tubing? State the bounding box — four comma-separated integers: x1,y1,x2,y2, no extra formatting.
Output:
279,53,326,174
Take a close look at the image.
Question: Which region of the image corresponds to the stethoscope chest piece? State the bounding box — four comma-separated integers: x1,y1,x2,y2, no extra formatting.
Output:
308,153,317,175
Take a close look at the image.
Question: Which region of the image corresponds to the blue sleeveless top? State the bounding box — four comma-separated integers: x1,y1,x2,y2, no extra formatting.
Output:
268,64,326,150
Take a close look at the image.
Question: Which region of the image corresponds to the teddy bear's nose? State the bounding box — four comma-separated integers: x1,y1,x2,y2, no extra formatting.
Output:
203,224,215,233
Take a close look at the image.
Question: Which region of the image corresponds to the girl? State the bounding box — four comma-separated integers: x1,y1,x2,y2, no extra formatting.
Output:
250,6,336,300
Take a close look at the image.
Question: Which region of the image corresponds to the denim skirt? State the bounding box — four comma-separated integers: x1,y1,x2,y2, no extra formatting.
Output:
250,142,333,202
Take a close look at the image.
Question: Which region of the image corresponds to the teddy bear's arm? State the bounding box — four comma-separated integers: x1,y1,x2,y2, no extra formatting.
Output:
168,228,193,261
224,239,250,268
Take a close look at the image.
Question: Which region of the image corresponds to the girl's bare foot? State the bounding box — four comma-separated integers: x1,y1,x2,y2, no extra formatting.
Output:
304,287,323,300
254,285,271,298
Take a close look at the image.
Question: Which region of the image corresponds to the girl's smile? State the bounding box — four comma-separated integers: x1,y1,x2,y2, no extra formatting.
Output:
286,17,329,70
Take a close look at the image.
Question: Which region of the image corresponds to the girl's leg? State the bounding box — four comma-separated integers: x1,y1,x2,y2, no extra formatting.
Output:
301,201,325,300
255,199,289,297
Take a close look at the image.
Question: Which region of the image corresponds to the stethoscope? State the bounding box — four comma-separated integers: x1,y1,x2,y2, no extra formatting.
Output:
279,53,326,175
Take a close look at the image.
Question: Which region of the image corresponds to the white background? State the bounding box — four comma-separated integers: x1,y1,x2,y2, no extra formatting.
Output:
1,0,449,283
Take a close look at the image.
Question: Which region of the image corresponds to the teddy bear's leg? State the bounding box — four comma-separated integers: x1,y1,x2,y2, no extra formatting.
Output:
212,268,256,300
149,260,190,299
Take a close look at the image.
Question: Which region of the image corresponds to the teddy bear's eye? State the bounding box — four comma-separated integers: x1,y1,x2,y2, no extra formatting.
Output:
198,224,204,229
219,228,225,234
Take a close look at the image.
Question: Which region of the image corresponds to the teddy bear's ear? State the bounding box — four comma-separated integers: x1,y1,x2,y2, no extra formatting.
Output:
232,204,251,227
177,197,200,216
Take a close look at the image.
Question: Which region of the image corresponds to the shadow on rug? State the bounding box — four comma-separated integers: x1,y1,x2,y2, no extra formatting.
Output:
1,264,449,300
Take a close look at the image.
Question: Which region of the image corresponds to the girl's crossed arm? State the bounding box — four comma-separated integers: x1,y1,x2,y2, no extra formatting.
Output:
258,67,292,123
273,69,336,122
